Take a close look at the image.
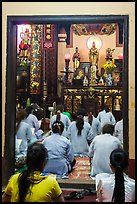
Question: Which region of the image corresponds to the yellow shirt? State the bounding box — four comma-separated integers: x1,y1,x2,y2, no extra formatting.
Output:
4,171,62,202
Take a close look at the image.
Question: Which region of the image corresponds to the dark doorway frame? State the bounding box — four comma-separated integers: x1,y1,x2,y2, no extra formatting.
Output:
3,15,129,186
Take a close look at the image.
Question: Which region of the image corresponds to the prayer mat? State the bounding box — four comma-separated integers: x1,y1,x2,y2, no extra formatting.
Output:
69,156,91,180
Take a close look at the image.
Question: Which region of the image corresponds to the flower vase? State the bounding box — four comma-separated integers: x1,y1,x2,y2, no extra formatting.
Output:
106,73,113,86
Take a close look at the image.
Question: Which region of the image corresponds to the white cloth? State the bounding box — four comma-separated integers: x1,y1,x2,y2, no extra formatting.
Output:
25,113,40,132
96,173,135,202
84,115,101,140
97,110,116,131
67,121,93,156
89,133,121,176
16,120,37,157
114,119,123,145
15,138,22,155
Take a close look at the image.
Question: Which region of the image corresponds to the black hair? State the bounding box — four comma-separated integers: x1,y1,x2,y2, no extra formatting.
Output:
88,112,93,126
56,104,64,122
25,106,34,116
110,148,129,202
56,110,61,122
56,104,64,112
18,142,48,202
102,124,114,135
16,109,27,123
52,120,64,135
76,115,84,136
77,108,86,117
103,104,109,112
71,112,77,121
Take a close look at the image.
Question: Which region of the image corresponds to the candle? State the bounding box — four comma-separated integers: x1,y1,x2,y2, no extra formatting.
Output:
65,53,71,60
118,53,123,59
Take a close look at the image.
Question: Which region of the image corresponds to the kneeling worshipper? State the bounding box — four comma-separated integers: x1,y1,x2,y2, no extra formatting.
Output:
42,120,76,178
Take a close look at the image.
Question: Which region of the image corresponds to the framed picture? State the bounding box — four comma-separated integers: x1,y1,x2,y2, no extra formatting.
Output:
79,62,91,77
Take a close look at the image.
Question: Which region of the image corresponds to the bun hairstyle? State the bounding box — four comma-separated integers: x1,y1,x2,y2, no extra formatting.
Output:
110,148,129,203
52,120,64,135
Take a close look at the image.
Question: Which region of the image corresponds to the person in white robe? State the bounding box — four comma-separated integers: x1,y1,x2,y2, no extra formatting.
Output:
97,104,116,132
89,124,121,177
50,104,71,138
114,118,123,146
67,115,93,157
84,112,101,142
96,148,135,202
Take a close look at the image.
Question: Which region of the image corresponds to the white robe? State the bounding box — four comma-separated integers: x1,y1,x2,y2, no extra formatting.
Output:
84,115,101,140
114,119,123,145
97,110,116,131
96,173,135,202
67,121,93,156
89,133,121,176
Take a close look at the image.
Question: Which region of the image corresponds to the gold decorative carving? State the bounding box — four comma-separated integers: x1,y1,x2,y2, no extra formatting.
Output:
30,25,43,94
72,24,116,36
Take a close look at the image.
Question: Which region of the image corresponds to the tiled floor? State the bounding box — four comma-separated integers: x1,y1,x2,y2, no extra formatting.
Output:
69,156,91,180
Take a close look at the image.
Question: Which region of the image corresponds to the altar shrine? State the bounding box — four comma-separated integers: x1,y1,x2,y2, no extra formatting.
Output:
16,23,123,121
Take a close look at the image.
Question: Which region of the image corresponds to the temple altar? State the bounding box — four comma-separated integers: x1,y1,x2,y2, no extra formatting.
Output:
61,85,122,121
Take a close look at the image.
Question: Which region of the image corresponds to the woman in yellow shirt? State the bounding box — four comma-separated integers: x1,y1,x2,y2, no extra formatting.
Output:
2,142,64,202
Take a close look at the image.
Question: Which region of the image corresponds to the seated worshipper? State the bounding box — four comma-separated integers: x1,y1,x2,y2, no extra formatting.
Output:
114,118,123,146
97,104,116,132
89,124,122,177
96,148,135,202
15,109,37,167
30,103,44,120
2,142,65,202
25,105,40,133
67,113,93,157
25,105,44,140
84,109,101,142
42,121,76,178
50,104,71,137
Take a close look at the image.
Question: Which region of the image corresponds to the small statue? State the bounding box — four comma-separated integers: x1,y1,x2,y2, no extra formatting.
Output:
106,48,115,61
89,41,99,68
72,47,80,70
19,28,31,57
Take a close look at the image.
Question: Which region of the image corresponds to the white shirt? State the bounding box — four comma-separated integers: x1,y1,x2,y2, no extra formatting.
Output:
67,121,93,156
97,110,116,131
25,113,40,132
89,133,121,176
96,173,135,202
84,115,101,140
114,119,123,145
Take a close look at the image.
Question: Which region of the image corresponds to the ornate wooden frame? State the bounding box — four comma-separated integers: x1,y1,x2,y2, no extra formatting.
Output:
3,15,129,186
